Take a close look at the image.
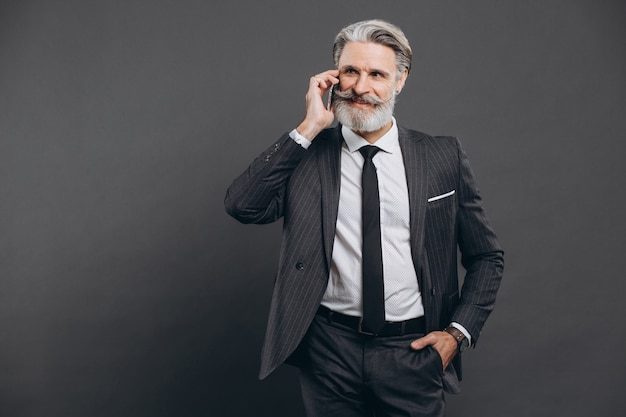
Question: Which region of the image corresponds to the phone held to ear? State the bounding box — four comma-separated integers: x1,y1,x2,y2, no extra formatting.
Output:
327,83,338,110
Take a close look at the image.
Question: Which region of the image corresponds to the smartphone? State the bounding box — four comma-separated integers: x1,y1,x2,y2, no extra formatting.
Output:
327,83,338,110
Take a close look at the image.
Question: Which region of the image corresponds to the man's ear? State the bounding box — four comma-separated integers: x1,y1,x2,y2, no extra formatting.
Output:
395,69,409,94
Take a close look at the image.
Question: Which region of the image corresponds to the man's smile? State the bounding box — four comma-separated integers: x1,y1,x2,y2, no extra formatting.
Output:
349,99,375,109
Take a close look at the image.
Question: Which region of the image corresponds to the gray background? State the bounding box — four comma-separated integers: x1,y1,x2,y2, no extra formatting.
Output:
1,0,625,416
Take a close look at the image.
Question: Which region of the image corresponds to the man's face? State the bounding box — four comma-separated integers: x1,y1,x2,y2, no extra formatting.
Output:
334,41,408,133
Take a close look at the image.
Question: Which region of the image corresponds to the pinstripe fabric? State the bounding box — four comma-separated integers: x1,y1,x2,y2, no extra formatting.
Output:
225,125,504,386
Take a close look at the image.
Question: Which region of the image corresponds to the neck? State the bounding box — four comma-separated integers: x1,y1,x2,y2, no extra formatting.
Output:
354,119,393,144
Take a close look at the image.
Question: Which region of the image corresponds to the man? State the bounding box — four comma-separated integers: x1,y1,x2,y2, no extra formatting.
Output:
225,19,503,417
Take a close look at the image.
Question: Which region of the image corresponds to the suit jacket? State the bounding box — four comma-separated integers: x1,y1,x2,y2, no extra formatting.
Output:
225,125,503,391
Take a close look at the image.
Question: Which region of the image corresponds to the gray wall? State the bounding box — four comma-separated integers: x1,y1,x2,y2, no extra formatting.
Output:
1,1,624,416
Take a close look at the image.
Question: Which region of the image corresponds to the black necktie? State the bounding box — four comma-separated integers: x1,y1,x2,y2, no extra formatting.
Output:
359,145,385,334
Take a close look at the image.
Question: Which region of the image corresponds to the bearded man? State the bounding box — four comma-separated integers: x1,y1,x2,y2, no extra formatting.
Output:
225,19,504,417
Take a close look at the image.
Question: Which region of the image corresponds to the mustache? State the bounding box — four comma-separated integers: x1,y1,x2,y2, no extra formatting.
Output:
333,88,391,105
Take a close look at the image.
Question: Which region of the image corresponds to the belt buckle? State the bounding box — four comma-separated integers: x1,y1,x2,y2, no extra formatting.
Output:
358,318,378,336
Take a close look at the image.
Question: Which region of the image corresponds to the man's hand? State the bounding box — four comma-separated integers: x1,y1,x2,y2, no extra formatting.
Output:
295,70,339,140
410,331,458,371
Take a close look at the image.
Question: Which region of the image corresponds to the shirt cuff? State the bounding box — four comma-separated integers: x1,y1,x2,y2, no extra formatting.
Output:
289,129,312,149
450,322,472,347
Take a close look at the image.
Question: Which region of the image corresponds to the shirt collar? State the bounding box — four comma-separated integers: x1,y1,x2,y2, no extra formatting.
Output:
341,117,399,155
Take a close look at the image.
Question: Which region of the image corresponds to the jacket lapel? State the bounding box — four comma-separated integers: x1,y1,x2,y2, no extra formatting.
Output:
318,126,343,270
398,126,431,294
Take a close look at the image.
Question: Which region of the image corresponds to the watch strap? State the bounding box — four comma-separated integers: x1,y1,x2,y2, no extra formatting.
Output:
443,326,466,346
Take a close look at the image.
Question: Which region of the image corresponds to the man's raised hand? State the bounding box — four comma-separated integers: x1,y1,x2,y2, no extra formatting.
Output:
295,70,340,141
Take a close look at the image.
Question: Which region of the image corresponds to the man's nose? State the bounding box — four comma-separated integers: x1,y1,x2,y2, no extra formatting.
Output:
353,74,370,95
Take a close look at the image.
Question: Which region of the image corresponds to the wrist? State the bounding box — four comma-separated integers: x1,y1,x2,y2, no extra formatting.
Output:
443,326,469,352
295,120,323,141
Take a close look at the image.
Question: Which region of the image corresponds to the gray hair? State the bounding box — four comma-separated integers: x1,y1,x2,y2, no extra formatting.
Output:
332,19,412,76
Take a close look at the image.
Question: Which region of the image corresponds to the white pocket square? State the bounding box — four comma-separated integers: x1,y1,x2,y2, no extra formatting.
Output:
427,190,456,202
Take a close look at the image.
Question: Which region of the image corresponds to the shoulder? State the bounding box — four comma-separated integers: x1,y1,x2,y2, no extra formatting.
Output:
398,125,461,154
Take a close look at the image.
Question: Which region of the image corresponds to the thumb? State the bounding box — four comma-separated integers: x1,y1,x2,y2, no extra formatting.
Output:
410,336,429,351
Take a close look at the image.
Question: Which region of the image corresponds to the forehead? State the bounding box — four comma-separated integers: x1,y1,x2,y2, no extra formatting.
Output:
337,41,397,71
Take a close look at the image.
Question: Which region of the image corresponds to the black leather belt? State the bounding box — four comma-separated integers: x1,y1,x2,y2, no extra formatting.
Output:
316,305,425,337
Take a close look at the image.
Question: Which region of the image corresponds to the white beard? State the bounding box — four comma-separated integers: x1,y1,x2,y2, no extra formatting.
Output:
333,89,397,133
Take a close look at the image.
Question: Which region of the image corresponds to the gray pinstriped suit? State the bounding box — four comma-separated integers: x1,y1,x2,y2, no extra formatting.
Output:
225,124,503,391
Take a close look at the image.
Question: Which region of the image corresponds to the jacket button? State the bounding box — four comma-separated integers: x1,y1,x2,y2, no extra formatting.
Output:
431,288,436,296
295,262,305,270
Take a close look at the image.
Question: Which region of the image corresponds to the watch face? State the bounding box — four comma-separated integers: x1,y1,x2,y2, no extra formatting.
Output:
459,338,470,352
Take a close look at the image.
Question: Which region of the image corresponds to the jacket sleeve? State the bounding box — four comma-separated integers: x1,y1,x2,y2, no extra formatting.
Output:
224,133,308,224
451,138,504,345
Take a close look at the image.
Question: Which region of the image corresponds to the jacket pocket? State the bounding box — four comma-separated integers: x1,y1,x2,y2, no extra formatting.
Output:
427,190,455,202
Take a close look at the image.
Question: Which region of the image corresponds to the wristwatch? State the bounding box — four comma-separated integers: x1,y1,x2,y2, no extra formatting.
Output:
443,326,470,352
